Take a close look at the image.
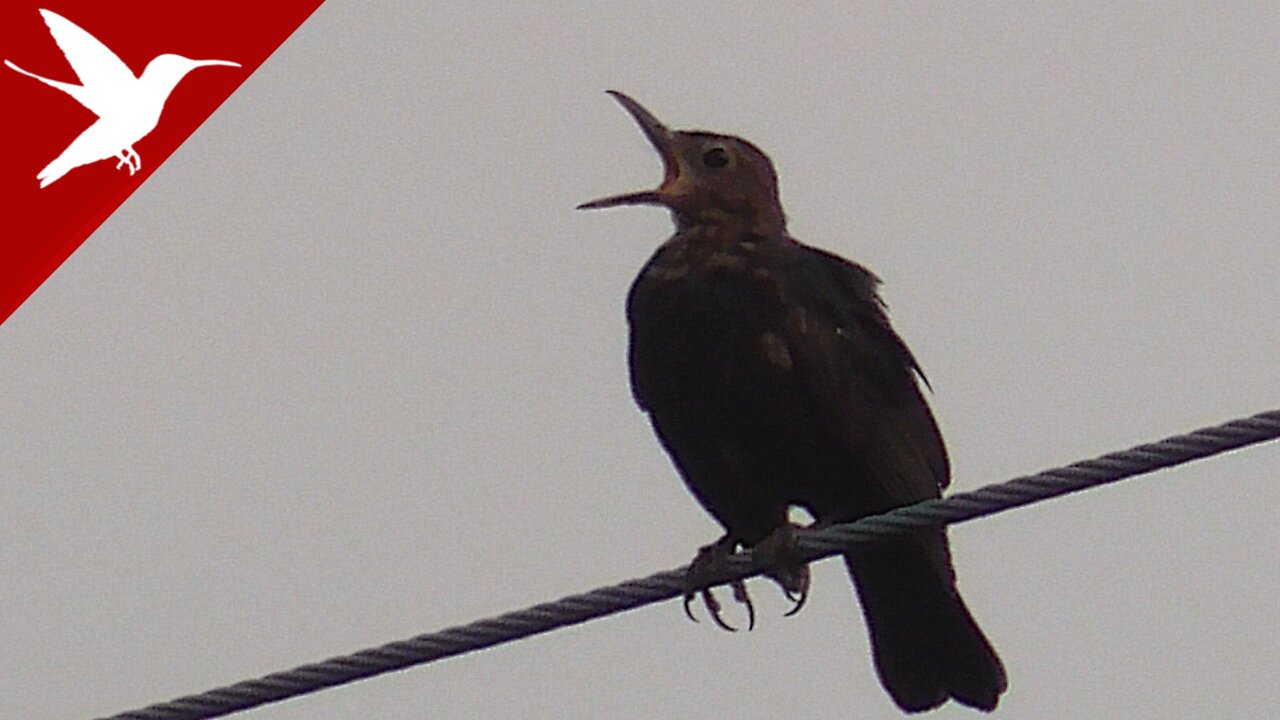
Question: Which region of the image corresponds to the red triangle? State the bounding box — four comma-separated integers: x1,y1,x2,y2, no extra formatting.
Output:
0,1,326,325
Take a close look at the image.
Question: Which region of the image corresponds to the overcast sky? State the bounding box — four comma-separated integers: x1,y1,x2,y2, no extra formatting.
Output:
3,3,1278,719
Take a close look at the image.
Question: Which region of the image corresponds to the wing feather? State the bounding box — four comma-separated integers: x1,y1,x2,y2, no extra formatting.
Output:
782,245,950,504
39,10,136,117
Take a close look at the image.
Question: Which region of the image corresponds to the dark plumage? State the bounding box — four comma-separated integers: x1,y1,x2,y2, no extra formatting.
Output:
580,92,1006,713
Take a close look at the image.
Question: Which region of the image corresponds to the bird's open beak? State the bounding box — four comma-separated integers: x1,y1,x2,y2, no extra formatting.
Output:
578,91,680,210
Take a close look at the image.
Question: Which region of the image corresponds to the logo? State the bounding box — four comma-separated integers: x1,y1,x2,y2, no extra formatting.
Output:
5,9,238,188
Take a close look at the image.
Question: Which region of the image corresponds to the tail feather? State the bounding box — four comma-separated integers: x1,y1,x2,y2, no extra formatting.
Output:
844,532,1006,713
38,158,74,187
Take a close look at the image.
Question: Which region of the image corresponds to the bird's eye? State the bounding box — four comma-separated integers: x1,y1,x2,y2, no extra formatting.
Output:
701,147,730,169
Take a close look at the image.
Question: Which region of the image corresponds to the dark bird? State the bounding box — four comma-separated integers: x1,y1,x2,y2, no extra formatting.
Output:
579,91,1007,713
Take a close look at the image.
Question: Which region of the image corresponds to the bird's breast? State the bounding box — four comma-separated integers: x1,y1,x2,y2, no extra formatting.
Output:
625,236,801,409
629,241,785,342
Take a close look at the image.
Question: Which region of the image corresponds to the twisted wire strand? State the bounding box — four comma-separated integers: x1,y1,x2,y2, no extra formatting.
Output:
97,409,1280,720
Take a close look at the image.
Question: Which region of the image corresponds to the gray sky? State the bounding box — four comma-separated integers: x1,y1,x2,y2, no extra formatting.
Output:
3,3,1278,719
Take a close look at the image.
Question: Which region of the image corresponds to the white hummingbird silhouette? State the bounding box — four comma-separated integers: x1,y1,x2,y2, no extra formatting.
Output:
5,9,240,188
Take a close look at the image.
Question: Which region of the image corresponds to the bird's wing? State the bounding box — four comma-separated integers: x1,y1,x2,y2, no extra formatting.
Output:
38,9,136,115
782,244,951,504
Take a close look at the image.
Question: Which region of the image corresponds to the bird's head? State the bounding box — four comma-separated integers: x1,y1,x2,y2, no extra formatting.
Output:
579,91,786,236
141,54,240,88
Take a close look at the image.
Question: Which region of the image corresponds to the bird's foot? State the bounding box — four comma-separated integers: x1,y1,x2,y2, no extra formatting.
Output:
750,523,811,617
683,535,754,632
115,148,141,175
681,525,813,630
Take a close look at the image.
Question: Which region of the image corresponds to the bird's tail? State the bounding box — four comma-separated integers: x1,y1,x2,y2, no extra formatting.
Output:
37,156,74,188
843,532,1006,713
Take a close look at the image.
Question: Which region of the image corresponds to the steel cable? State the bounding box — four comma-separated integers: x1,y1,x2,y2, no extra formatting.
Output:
95,409,1280,720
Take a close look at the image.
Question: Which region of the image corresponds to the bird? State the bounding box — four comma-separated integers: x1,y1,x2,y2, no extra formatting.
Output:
578,91,1007,713
5,8,240,188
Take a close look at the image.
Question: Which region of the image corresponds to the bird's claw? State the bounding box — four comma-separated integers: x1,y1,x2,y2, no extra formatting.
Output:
683,535,755,631
114,148,141,175
683,579,755,632
681,525,813,629
780,569,811,616
729,578,755,630
754,523,812,617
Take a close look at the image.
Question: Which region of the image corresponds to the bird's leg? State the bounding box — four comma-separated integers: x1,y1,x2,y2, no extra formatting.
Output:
750,523,811,617
683,534,755,632
115,151,129,171
128,147,141,173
